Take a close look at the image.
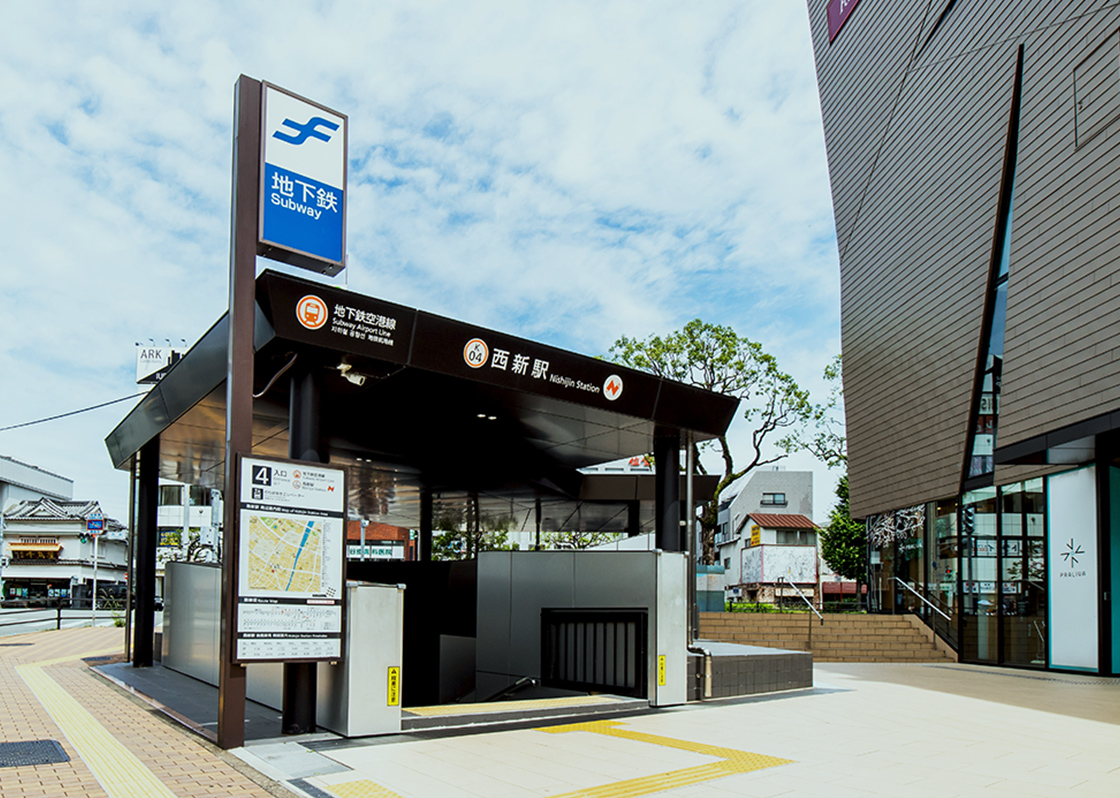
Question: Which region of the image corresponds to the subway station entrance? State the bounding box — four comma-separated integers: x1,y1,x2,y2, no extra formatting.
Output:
106,269,738,740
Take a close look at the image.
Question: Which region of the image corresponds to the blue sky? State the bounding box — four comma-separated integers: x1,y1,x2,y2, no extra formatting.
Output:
0,1,841,522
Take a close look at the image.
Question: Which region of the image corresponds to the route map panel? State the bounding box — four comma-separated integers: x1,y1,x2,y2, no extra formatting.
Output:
235,456,346,662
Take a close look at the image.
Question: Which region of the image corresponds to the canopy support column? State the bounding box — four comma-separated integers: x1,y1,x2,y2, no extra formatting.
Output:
419,487,433,561
654,429,681,552
132,436,159,668
283,362,324,735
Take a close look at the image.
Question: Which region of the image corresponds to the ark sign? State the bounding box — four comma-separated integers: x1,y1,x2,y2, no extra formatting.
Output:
259,83,347,275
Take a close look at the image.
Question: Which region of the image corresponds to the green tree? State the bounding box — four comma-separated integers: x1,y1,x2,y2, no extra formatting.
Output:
431,496,517,561
804,354,846,467
819,475,866,601
609,319,812,564
543,529,623,550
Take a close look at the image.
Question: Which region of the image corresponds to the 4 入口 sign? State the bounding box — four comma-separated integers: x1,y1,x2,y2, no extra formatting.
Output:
259,83,347,275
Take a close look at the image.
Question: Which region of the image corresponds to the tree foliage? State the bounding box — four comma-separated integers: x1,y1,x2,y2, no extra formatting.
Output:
543,529,623,550
803,354,846,468
609,319,812,564
819,475,865,582
431,498,516,561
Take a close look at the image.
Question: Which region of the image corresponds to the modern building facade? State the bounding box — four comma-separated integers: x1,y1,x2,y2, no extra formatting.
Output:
807,0,1120,672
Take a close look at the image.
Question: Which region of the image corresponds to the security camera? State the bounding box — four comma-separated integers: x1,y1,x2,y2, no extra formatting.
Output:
337,361,366,386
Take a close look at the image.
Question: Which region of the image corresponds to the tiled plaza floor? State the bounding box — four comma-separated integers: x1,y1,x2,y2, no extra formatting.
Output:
2,624,1119,797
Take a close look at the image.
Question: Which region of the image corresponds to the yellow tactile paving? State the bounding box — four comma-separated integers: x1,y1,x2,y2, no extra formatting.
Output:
324,779,407,798
17,651,178,798
404,694,620,716
536,720,792,797
1,626,275,798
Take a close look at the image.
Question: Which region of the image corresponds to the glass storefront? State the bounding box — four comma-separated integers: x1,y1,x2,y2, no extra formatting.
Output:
883,480,1047,669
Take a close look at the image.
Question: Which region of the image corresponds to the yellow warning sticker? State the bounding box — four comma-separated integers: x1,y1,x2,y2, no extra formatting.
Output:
657,655,666,686
387,666,400,706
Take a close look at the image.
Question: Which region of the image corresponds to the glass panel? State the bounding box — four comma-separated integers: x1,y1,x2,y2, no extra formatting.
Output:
1000,480,1047,667
962,488,998,662
158,485,182,506
931,498,959,648
895,515,925,615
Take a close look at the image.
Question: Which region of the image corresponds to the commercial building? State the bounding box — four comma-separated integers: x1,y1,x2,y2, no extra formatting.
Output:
1,498,127,604
806,0,1120,671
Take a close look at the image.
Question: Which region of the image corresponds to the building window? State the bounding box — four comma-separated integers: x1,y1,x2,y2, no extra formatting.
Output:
761,493,787,506
188,486,210,506
723,558,731,570
966,46,1023,481
776,529,816,546
159,485,183,506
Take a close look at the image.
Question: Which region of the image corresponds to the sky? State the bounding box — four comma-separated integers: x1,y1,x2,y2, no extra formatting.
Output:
0,1,842,525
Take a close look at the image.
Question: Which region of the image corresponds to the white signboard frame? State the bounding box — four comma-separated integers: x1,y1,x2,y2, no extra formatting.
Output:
258,82,348,275
234,454,347,663
1048,466,1099,671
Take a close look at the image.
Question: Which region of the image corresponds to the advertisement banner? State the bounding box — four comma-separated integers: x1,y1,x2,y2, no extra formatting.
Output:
1048,466,1098,671
235,456,346,662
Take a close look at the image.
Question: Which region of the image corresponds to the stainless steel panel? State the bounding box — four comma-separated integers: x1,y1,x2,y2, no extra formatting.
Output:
475,551,512,675
162,561,220,686
508,552,575,675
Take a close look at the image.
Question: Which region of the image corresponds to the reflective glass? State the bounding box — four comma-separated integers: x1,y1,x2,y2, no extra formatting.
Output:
962,488,998,662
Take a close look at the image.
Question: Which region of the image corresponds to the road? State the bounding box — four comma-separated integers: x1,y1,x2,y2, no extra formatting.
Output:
0,606,162,637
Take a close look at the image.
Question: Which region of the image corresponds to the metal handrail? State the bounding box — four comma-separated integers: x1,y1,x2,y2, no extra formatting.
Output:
893,577,951,622
778,577,824,624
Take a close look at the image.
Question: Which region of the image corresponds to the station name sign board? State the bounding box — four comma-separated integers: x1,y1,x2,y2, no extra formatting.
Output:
234,455,347,663
258,83,347,276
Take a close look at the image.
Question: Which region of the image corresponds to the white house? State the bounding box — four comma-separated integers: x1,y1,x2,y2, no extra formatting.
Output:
1,498,127,604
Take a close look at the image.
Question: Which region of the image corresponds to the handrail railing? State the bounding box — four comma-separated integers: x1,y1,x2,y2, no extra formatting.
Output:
778,576,823,650
777,577,823,623
893,577,951,622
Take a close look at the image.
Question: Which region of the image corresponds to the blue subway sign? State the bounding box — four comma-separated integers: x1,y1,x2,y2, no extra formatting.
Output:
259,83,347,275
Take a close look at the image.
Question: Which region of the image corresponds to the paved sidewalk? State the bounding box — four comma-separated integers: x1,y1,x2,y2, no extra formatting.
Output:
0,626,286,798
2,625,1120,797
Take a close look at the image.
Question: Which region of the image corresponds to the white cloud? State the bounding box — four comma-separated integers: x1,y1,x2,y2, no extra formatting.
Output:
0,1,840,522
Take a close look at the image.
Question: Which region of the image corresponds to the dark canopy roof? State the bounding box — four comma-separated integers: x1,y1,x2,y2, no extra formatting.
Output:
106,270,737,530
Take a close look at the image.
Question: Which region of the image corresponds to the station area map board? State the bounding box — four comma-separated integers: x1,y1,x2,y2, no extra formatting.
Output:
235,456,346,662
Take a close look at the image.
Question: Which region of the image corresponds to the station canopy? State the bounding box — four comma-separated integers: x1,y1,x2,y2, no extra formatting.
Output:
106,271,738,533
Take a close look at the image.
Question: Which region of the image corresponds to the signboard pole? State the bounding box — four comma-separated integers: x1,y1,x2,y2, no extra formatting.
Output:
218,74,262,751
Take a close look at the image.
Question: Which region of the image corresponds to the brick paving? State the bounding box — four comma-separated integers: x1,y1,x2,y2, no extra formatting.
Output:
0,626,287,798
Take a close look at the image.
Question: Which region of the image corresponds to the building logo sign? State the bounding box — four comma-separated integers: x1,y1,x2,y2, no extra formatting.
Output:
260,83,347,274
603,374,624,401
1060,537,1084,568
827,0,862,42
296,295,329,330
464,338,489,368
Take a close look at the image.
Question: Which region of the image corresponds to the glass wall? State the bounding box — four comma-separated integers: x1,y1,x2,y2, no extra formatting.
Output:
878,481,1047,668
961,487,999,662
999,479,1047,666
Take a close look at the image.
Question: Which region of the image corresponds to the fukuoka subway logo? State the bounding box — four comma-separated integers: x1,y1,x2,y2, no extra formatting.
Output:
274,116,339,146
296,295,329,330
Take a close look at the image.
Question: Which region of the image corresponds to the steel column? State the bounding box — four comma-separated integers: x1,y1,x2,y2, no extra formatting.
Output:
419,487,433,562
654,429,681,552
132,437,159,667
283,362,324,734
218,74,261,750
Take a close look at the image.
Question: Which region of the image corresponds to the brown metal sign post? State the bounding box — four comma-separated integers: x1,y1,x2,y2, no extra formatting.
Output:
218,75,261,750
